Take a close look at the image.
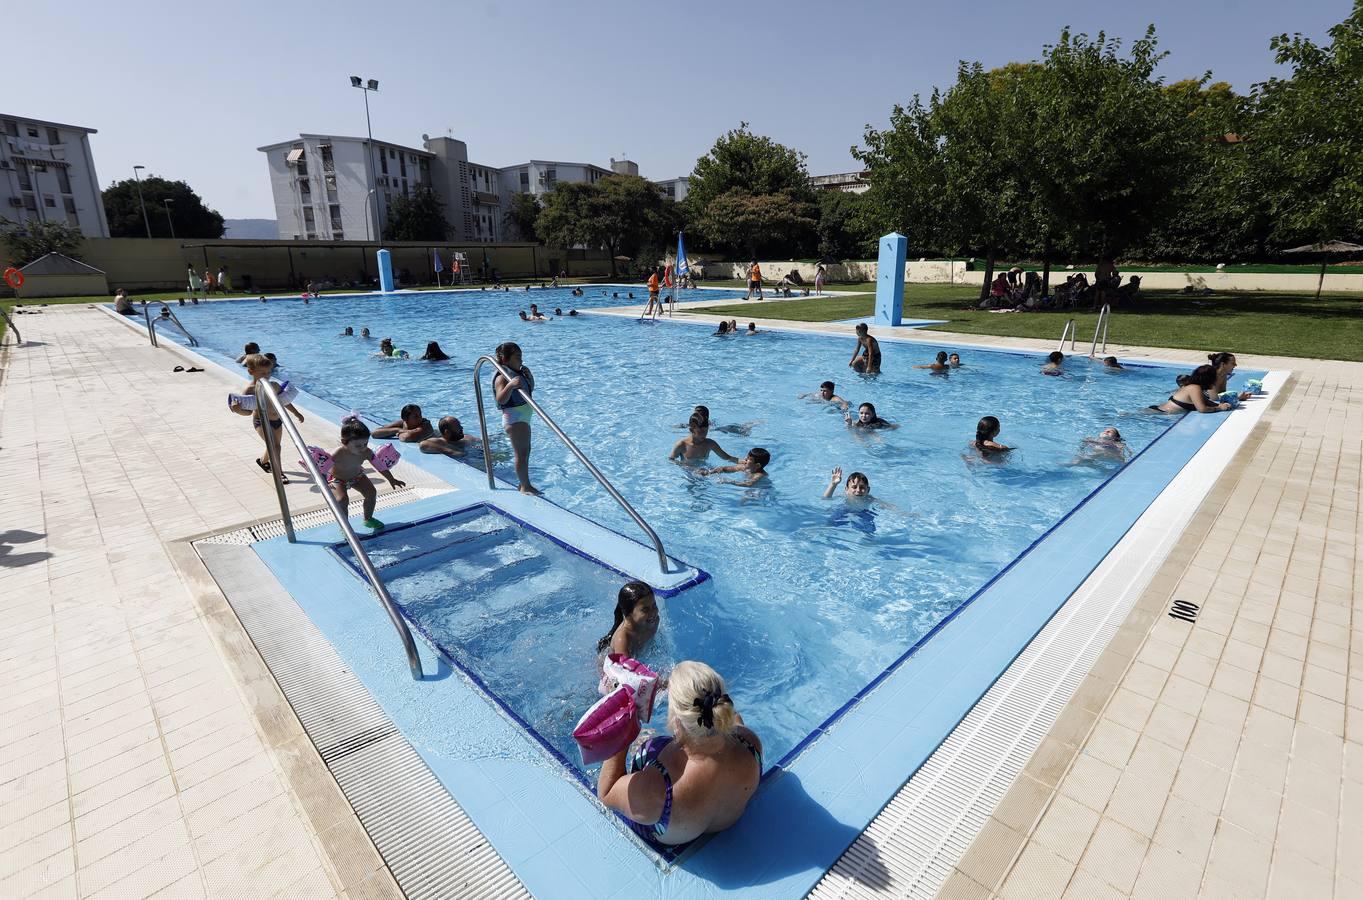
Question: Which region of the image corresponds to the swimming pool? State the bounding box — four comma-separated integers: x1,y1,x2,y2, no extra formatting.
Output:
155,288,1265,893
158,288,1264,767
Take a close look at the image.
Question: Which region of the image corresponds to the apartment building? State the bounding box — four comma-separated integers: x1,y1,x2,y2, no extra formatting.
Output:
0,114,110,237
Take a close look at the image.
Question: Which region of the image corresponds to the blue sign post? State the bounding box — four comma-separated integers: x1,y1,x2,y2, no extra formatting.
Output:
875,232,907,326
377,248,395,293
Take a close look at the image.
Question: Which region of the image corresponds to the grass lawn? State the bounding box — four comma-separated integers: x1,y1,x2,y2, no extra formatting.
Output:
694,286,1363,362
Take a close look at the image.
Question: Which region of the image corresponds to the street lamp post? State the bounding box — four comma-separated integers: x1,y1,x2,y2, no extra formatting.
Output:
132,165,152,238
162,198,176,239
350,76,381,245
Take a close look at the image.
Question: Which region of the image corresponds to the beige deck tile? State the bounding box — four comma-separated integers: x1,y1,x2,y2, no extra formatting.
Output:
1131,841,1205,899
1205,821,1274,897
998,840,1074,900
1079,817,1148,894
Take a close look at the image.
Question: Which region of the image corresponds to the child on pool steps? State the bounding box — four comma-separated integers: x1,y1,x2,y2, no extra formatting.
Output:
330,416,406,531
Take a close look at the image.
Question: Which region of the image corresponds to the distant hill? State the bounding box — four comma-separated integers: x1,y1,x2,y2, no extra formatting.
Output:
222,218,278,240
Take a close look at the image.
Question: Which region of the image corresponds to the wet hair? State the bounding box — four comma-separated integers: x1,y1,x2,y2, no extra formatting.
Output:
691,405,710,426
855,323,868,335
688,413,708,432
935,351,948,363
1103,356,1119,366
747,323,756,332
859,402,877,417
976,415,1001,444
714,320,730,334
1208,352,1236,371
423,341,450,361
820,381,835,391
668,661,737,737
340,416,370,443
400,404,422,421
1047,351,1064,364
748,447,771,468
343,327,354,335
1177,364,1219,389
569,309,579,316
243,342,261,354
596,581,654,653
554,308,562,315
438,416,464,441
242,353,272,372
264,352,278,367
495,341,522,365
1104,427,1124,441
518,311,529,320
846,471,870,490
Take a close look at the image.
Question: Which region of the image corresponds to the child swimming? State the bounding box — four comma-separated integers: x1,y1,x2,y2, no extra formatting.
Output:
1076,427,1129,462
914,351,950,372
698,448,771,486
846,402,898,430
595,581,659,656
1042,351,1064,375
669,414,739,464
373,404,434,442
329,416,407,531
799,381,849,410
970,415,1012,454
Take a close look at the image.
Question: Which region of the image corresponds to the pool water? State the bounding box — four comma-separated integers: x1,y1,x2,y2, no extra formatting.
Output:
165,288,1255,775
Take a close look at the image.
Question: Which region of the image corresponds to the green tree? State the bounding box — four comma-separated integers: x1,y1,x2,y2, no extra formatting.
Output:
0,217,85,267
686,124,817,257
505,192,542,243
103,176,224,238
815,190,876,259
1248,2,1363,246
537,175,671,275
383,184,449,241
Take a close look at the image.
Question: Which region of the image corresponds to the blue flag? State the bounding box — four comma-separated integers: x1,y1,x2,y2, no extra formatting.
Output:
433,249,444,273
676,232,690,276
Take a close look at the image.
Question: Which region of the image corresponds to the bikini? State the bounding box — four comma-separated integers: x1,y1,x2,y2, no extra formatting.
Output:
1149,396,1196,412
626,732,763,843
497,367,535,426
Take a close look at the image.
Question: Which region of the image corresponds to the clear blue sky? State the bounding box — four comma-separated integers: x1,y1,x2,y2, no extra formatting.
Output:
10,0,1348,219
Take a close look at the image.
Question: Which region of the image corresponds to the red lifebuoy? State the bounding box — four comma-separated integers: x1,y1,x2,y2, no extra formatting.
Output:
3,267,21,289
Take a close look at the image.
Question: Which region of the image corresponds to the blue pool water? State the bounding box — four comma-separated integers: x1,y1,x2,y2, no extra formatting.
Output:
162,288,1257,779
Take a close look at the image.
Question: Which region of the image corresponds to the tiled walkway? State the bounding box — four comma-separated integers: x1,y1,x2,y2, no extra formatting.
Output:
1,304,1358,898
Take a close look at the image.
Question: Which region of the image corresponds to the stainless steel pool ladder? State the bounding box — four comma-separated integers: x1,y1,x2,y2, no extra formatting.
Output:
252,381,425,680
1057,318,1076,351
1089,304,1111,357
0,306,20,347
471,355,670,573
143,303,200,347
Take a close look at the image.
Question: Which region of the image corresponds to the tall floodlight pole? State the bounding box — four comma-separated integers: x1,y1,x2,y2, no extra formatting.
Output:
162,198,176,239
350,76,381,245
132,165,152,238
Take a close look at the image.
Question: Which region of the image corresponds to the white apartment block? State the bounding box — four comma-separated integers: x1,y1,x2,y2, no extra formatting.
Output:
258,134,433,241
655,176,690,203
0,114,110,237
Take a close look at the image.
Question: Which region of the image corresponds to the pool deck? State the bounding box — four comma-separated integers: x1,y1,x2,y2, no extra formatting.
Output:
1,302,1358,899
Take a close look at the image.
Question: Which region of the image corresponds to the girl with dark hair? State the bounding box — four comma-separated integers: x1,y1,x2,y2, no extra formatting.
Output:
970,416,1012,454
493,341,538,494
1207,351,1252,400
596,581,659,656
420,341,451,361
1152,365,1232,413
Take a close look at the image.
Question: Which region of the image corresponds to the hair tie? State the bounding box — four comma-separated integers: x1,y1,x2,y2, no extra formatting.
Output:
695,691,731,730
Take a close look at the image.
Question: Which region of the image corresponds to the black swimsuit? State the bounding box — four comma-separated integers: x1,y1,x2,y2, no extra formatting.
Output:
1150,396,1196,412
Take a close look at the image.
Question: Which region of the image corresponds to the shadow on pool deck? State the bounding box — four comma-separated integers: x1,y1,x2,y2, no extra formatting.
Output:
0,529,50,568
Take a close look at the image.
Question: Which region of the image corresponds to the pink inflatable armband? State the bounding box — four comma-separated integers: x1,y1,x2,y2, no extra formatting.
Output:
300,446,333,477
572,685,639,765
598,654,659,723
371,444,401,472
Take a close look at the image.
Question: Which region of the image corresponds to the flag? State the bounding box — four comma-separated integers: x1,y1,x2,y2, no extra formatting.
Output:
676,232,690,277
433,250,443,273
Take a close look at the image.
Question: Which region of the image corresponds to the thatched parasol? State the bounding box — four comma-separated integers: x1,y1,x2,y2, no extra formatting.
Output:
1282,240,1363,300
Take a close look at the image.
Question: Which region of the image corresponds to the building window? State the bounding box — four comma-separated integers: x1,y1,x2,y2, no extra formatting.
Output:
519,169,529,191
546,168,557,188
379,150,388,175
303,207,316,230
298,178,311,198
23,194,36,211
389,149,396,159
320,144,334,173
17,167,31,191
32,162,47,173
329,204,343,231
63,197,76,214
44,195,56,207
296,157,308,176
46,127,60,144
56,167,71,194
26,127,38,138
399,155,406,178
2,120,17,136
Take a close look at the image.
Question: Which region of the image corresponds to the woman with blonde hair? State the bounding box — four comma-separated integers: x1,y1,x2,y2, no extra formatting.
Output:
597,661,762,845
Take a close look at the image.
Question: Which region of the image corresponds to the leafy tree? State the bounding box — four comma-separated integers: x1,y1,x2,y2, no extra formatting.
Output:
103,176,224,239
383,184,449,241
505,192,542,243
1248,2,1363,247
815,190,876,259
696,190,817,259
856,96,948,250
537,175,671,275
687,124,817,257
0,217,85,267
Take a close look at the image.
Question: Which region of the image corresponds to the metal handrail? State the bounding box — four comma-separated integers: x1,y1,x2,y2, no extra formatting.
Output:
0,306,20,347
1058,318,1076,351
252,381,425,680
471,355,670,573
1089,304,1111,357
144,304,199,347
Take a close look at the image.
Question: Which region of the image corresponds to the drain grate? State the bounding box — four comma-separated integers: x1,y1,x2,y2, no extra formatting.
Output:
199,486,452,545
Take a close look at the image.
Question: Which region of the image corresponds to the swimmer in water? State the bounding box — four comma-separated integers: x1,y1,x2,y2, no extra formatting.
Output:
372,404,434,442
948,352,963,368
969,415,1012,455
1102,356,1124,370
669,414,739,464
799,381,849,410
698,448,770,486
1041,351,1064,375
419,416,479,457
846,402,898,430
1077,427,1128,462
914,351,950,372
595,581,659,657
